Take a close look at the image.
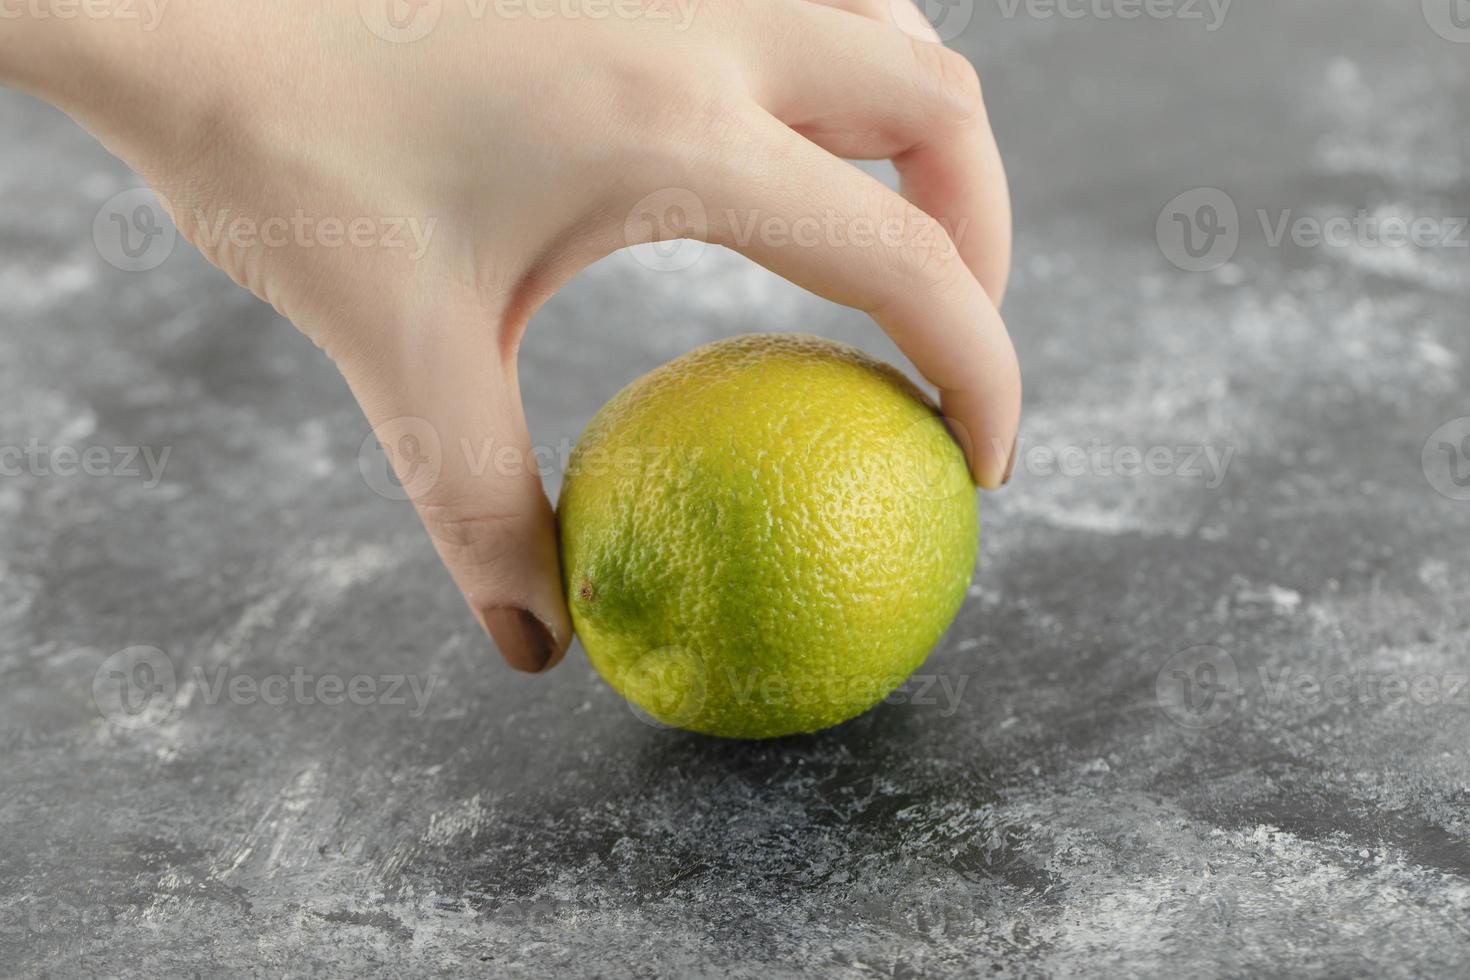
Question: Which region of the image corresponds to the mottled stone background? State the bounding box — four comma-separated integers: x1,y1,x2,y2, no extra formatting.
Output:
2,1,1468,976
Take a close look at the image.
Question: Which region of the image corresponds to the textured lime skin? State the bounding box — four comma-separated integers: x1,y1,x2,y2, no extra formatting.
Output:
557,334,978,739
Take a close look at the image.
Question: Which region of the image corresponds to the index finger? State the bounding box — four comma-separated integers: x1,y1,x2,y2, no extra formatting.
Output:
802,0,1013,305
687,110,1021,488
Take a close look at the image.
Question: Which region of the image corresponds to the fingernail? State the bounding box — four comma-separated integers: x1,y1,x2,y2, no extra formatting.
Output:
1001,439,1018,486
480,607,555,673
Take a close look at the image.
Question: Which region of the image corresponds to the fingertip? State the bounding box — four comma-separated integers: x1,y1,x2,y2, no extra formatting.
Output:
941,385,1018,491
479,606,563,674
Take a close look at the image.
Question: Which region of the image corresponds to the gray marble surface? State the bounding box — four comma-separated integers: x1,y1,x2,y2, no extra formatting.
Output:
3,2,1469,977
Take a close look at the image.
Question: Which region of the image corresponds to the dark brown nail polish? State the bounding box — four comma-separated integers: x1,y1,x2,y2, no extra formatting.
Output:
480,607,555,673
1001,440,1018,486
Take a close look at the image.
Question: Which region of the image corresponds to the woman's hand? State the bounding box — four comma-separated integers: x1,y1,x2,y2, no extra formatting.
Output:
2,0,1020,672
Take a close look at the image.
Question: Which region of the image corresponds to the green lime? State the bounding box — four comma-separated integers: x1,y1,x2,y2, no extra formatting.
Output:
558,334,977,738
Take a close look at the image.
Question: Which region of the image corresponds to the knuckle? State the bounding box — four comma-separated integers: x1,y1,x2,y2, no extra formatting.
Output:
607,62,679,128
912,39,984,118
648,90,751,177
609,59,742,144
877,198,963,292
591,55,751,188
416,500,527,576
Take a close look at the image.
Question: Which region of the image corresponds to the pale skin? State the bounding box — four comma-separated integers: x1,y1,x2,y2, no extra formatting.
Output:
1,0,1021,672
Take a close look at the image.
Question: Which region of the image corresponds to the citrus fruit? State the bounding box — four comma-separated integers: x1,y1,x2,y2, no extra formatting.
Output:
557,333,978,738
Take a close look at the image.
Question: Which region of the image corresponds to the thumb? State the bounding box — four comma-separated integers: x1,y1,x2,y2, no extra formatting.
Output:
345,312,571,674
